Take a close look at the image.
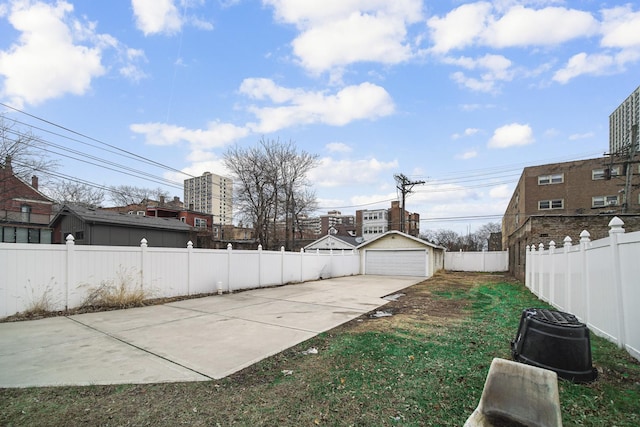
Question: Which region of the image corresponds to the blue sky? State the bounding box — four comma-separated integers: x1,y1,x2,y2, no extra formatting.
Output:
1,0,639,234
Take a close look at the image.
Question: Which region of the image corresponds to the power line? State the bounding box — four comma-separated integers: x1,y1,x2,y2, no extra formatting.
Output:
1,102,196,180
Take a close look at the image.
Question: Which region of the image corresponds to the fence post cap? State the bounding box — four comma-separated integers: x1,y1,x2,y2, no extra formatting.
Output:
563,236,572,246
258,244,263,251
65,234,75,244
579,230,591,239
608,216,625,234
140,238,148,247
227,243,232,250
538,243,544,250
549,240,556,248
187,240,193,248
281,246,285,252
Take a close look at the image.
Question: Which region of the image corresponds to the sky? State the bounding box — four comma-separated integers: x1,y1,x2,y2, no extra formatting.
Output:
1,0,640,235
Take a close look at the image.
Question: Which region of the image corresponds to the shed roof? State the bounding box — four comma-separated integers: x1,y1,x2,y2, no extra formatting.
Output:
50,204,193,232
304,234,362,250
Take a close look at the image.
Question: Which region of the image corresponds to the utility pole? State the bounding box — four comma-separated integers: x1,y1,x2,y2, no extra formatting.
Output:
394,173,425,233
622,124,638,213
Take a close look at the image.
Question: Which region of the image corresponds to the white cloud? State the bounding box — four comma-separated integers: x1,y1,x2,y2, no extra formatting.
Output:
0,0,105,107
163,157,232,186
600,6,640,49
239,78,395,133
309,156,398,188
452,128,480,139
457,150,478,160
130,121,249,149
568,132,594,141
488,123,534,148
482,6,598,48
0,1,147,107
445,54,513,92
428,3,597,53
489,184,511,199
552,52,616,83
132,0,182,36
326,142,352,153
427,2,492,53
263,0,423,73
459,103,496,112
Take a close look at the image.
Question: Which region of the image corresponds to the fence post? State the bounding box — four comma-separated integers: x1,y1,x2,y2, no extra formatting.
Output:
258,244,263,288
187,241,193,295
579,230,591,324
525,245,531,289
300,248,304,283
549,241,556,306
65,234,75,310
227,243,232,293
140,238,148,293
281,246,285,285
538,243,545,301
608,217,626,349
563,236,572,314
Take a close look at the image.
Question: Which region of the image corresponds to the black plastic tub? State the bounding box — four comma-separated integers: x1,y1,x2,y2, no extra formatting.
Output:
511,308,598,383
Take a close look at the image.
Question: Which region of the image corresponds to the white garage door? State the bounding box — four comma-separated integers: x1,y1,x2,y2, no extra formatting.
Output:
364,249,427,276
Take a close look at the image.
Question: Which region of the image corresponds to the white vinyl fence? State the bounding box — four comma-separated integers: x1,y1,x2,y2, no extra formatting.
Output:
0,235,360,319
525,217,640,362
445,250,509,272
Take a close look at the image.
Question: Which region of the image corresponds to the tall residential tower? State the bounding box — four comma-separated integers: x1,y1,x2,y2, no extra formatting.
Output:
609,85,640,154
184,172,233,225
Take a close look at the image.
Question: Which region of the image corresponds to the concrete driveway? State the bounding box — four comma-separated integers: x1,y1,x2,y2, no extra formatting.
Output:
0,275,422,388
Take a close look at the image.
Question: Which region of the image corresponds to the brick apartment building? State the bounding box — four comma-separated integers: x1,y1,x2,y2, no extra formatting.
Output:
503,157,640,279
356,201,420,241
319,210,356,236
0,156,54,243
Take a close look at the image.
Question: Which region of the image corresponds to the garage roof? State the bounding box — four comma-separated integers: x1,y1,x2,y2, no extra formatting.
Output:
356,230,445,250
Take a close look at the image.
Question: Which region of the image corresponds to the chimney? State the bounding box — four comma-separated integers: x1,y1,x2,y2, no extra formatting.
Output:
31,175,39,190
4,155,11,173
159,195,165,205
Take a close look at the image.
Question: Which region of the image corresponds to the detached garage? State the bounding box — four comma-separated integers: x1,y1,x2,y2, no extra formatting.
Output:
357,231,445,277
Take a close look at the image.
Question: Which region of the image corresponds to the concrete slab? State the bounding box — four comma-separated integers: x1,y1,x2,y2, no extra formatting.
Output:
0,319,210,387
0,275,423,387
217,299,363,332
68,304,207,334
114,315,317,379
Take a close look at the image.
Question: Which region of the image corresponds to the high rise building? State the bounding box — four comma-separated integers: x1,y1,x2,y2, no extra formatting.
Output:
184,172,233,225
609,85,640,154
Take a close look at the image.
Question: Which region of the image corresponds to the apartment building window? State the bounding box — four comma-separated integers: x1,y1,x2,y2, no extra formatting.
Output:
592,195,618,208
592,167,621,180
538,173,564,185
538,199,564,210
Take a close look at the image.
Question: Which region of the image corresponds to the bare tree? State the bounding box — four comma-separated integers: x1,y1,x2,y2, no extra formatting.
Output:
46,180,105,207
422,222,503,251
224,138,318,250
1,115,59,185
108,185,170,206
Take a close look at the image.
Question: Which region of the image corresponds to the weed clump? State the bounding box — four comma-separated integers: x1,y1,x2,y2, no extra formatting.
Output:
82,267,151,309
